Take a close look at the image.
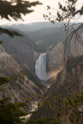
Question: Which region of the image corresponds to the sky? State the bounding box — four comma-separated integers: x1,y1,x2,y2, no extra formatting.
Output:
0,0,83,25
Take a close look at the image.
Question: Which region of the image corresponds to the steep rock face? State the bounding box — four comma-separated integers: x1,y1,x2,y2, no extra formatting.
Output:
31,57,83,121
1,34,43,88
0,45,43,103
0,76,42,103
0,45,21,76
47,38,83,81
47,42,64,80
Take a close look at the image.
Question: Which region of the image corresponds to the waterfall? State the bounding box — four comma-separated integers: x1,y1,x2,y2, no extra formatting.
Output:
35,53,48,81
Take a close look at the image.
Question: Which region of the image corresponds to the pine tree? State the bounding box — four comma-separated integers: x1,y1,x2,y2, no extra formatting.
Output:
0,1,41,123
0,0,41,37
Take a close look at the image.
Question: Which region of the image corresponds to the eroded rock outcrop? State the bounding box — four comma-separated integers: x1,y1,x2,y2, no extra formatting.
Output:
31,56,83,123
0,45,43,104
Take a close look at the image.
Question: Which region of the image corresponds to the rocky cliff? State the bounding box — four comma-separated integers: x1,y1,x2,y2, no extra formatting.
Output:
46,42,64,86
47,42,64,72
31,55,83,123
0,45,43,104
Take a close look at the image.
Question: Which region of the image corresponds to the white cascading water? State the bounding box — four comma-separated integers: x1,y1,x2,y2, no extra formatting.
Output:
35,53,48,81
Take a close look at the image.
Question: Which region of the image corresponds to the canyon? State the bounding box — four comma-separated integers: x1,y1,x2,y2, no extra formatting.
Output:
0,23,83,124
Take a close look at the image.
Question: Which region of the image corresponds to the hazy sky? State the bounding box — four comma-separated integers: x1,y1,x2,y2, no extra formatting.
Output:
0,0,83,25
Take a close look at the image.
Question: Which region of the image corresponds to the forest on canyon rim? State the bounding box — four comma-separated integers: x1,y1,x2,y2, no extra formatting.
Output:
0,0,83,124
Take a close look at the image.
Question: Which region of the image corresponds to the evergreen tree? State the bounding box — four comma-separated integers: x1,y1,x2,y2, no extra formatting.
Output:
0,0,41,37
0,1,41,124
0,98,28,124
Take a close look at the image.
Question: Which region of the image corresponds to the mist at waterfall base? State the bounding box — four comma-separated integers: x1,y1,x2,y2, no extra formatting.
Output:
35,53,48,82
